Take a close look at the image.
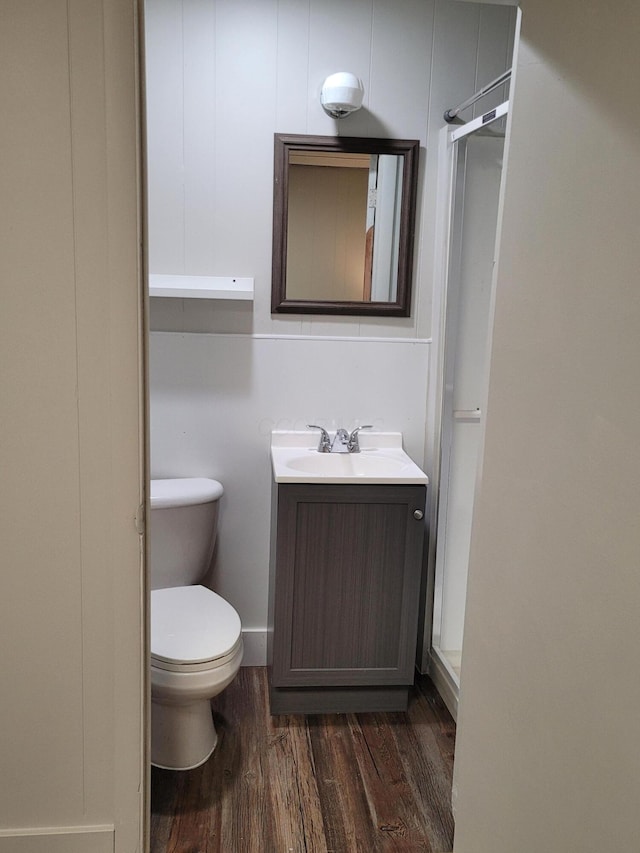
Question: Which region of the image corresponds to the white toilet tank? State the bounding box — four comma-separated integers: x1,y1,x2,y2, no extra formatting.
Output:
150,478,224,591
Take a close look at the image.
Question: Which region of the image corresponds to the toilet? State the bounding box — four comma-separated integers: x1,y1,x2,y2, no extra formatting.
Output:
150,477,243,771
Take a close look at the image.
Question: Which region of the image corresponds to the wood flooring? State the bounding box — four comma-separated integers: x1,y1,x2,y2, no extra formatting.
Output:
150,666,455,853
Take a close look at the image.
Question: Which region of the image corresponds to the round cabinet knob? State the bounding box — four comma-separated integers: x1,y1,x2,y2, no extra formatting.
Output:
413,509,424,520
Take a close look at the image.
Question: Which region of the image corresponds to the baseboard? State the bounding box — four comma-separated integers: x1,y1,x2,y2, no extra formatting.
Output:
428,649,459,722
0,825,113,853
241,628,267,666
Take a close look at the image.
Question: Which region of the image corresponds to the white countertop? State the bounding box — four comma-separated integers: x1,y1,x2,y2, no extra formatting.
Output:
270,431,429,485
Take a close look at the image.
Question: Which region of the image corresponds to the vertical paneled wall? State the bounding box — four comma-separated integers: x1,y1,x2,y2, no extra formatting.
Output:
454,2,640,851
145,0,515,661
0,1,143,849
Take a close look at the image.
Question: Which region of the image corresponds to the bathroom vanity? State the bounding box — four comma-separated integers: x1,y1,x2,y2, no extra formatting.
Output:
268,431,428,714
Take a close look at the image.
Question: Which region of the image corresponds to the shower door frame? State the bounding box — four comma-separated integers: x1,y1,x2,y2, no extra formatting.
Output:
423,102,509,720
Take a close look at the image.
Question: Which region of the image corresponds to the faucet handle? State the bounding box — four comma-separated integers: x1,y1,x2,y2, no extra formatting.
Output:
307,424,332,453
348,425,373,453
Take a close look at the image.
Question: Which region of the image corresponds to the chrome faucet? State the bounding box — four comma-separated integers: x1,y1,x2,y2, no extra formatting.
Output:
331,428,350,453
308,424,373,453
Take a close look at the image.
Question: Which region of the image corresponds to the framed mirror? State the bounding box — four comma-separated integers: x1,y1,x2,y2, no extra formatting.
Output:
271,134,419,316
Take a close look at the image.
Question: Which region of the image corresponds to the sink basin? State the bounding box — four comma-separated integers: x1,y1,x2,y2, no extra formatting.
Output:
286,452,409,478
271,431,429,484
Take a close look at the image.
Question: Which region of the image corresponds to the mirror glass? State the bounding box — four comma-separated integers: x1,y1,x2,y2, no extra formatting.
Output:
272,134,419,316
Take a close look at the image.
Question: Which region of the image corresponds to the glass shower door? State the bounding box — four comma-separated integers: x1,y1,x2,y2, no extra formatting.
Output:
431,126,506,694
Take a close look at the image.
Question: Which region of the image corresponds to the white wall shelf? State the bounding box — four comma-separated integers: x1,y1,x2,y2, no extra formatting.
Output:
149,274,254,300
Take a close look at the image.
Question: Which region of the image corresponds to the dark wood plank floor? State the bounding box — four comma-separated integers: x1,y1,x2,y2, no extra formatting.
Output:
151,667,455,853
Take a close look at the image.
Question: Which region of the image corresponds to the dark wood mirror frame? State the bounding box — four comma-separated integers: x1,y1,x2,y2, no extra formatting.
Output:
271,134,420,317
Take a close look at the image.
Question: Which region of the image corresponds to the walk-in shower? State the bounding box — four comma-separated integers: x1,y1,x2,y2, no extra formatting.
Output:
426,77,511,718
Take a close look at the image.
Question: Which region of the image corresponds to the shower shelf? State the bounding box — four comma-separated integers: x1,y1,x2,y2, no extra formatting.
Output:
149,274,254,300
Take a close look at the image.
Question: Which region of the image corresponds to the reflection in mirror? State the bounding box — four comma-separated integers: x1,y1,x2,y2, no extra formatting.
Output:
272,135,419,316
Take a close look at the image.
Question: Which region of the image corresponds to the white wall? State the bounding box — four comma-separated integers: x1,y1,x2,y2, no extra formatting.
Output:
144,0,516,661
0,2,144,851
453,2,640,851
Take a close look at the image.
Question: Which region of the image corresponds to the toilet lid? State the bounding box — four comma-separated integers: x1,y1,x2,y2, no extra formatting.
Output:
150,478,224,509
151,585,242,665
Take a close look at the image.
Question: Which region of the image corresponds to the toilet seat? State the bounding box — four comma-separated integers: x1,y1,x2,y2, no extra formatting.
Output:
151,585,242,670
151,637,243,673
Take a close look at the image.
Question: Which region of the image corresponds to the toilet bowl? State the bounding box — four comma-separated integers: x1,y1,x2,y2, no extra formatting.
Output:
150,479,243,770
151,586,243,770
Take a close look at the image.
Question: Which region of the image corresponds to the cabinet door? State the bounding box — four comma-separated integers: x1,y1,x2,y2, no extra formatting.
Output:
272,483,426,688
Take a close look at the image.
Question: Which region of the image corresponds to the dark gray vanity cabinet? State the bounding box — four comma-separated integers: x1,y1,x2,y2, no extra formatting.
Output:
268,482,426,714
